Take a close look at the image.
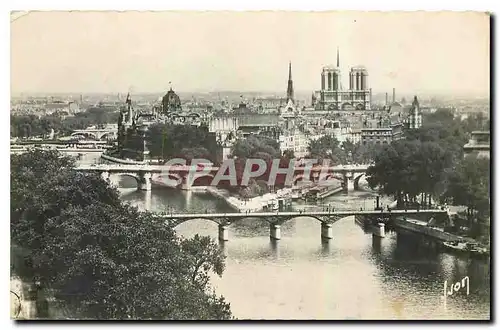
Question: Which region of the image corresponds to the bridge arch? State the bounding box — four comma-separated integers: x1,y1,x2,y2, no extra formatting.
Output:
278,214,358,226
108,172,141,188
153,172,182,187
186,172,216,186
97,131,116,140
353,172,367,190
169,217,223,228
71,131,98,139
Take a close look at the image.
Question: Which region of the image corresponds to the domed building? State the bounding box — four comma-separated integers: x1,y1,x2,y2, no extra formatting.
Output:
161,87,182,114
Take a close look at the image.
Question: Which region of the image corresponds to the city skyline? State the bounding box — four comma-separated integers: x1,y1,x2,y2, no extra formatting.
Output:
11,11,490,96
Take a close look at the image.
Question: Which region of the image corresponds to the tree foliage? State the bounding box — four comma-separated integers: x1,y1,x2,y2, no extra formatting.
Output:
366,140,454,207
307,135,344,164
443,155,490,217
11,108,120,138
231,135,280,159
145,123,215,163
367,106,491,235
10,150,233,320
307,135,378,165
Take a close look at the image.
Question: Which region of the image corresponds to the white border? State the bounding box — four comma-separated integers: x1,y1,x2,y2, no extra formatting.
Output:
2,1,497,329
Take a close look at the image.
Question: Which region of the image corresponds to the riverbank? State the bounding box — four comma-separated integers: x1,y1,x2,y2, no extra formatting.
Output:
393,217,476,242
101,153,147,165
393,216,490,251
205,186,292,213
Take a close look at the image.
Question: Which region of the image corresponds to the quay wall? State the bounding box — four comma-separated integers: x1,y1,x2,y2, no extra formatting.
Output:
392,217,475,243
100,153,147,165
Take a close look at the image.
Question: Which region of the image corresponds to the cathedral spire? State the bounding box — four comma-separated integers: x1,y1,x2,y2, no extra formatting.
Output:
336,47,340,68
286,61,294,103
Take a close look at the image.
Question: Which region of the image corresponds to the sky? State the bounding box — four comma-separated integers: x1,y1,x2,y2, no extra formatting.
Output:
10,11,490,96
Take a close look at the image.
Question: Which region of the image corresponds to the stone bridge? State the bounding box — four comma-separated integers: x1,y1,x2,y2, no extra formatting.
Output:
153,209,449,241
76,164,217,190
71,129,118,140
292,164,370,191
76,163,372,192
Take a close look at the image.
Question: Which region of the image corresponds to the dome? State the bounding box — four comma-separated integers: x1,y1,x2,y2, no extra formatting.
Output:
161,88,182,113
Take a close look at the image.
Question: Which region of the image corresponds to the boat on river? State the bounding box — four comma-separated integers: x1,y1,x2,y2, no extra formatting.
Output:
442,241,468,253
442,241,489,258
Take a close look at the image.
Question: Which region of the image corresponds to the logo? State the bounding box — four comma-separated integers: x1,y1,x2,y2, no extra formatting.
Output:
158,158,356,188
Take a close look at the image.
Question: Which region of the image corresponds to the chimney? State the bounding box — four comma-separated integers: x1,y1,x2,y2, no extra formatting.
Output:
385,92,388,105
392,88,396,104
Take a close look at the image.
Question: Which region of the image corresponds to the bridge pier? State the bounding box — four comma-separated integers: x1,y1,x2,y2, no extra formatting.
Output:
373,222,386,238
321,223,333,239
343,172,355,192
138,172,152,191
218,225,229,241
270,224,281,240
180,176,193,190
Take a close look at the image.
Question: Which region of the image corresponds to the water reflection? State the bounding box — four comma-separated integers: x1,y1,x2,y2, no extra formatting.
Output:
114,179,489,320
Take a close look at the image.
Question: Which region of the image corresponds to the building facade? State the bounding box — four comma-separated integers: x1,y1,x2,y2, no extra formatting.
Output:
314,49,371,111
361,123,403,145
278,127,323,159
116,94,150,161
405,96,423,129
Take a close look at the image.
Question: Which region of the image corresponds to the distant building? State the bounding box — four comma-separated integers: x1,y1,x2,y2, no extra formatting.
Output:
208,116,239,160
279,62,301,117
161,87,182,114
463,131,490,158
116,93,150,161
405,96,423,129
361,123,403,145
345,128,362,144
255,97,285,110
314,48,371,111
278,127,322,159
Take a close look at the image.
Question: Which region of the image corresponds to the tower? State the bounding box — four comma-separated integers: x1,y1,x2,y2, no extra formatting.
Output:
126,93,134,125
316,47,370,111
408,95,422,129
286,61,294,103
336,47,340,68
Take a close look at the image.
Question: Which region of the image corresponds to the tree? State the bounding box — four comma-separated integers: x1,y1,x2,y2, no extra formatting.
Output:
366,140,454,208
145,124,215,162
444,155,490,217
307,135,344,164
11,150,233,320
230,135,280,159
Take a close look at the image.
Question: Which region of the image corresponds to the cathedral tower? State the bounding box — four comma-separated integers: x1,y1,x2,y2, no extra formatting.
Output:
286,61,294,103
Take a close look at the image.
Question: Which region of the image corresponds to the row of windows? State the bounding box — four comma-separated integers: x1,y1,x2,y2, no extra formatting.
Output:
362,130,392,136
362,140,389,145
362,136,391,141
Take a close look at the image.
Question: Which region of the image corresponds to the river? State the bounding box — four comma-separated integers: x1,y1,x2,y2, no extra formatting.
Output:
116,177,490,320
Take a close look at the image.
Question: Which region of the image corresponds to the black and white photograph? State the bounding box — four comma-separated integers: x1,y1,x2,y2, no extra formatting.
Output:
9,9,491,321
